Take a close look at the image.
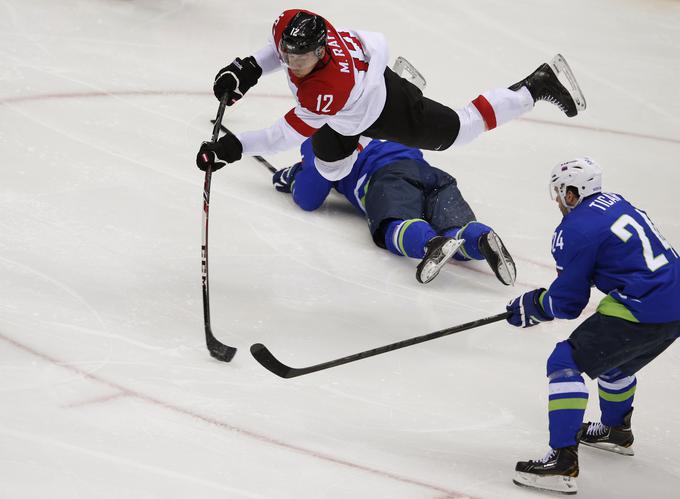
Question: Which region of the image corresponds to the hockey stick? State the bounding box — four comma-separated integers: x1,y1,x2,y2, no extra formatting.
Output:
201,97,237,362
210,120,277,173
250,311,510,378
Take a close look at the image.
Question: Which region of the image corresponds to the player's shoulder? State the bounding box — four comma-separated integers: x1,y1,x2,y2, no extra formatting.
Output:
553,208,602,254
554,195,627,248
556,210,597,241
364,139,422,157
579,192,631,217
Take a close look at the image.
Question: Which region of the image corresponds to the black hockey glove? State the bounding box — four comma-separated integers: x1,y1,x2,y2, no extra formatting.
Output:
272,163,302,193
196,131,243,171
213,56,263,104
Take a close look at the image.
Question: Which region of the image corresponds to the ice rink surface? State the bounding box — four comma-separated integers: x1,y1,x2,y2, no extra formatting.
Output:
2,0,680,497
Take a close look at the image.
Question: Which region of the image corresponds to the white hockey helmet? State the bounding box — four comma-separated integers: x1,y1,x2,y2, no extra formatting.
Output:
549,157,602,210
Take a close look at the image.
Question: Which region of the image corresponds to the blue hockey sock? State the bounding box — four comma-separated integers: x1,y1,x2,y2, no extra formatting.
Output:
442,222,492,261
596,369,636,427
384,219,436,259
546,341,589,448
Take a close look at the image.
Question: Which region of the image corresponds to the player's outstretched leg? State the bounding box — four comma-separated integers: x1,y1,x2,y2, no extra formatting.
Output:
443,223,516,285
580,409,635,456
513,445,580,495
509,54,586,117
416,236,464,284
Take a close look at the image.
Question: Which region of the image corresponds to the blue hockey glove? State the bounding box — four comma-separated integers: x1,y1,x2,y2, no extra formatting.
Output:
272,163,302,193
196,131,243,171
506,288,554,328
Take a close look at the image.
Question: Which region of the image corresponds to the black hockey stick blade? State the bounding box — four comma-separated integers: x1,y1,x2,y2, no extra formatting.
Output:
250,343,297,378
210,119,277,173
207,325,237,361
250,311,510,378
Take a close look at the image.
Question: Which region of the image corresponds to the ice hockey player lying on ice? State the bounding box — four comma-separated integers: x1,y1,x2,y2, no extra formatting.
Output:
196,9,586,181
271,137,516,286
506,157,680,495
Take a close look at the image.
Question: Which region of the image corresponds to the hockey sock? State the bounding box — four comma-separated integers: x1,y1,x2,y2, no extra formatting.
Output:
442,222,492,261
453,87,534,146
596,369,636,427
384,219,436,259
547,341,589,448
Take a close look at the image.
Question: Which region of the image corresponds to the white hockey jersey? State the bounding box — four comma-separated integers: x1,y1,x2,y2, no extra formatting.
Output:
236,9,389,179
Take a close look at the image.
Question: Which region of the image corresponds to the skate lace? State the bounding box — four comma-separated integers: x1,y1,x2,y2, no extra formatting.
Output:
586,422,609,436
535,449,557,464
540,95,566,113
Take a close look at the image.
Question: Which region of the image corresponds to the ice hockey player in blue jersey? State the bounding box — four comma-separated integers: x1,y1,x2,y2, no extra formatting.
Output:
506,157,680,495
272,138,516,285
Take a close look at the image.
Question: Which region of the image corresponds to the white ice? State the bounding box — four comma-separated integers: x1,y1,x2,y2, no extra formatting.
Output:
2,1,680,498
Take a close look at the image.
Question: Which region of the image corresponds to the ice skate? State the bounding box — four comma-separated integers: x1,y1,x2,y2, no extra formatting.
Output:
510,54,586,117
416,236,464,284
580,409,634,456
513,445,579,494
478,231,516,286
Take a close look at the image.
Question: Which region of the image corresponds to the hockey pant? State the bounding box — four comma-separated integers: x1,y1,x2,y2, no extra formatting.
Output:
312,67,535,179
361,159,481,257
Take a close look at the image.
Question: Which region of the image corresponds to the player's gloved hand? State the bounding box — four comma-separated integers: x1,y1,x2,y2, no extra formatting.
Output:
213,56,263,104
272,163,302,193
196,131,243,171
506,288,554,328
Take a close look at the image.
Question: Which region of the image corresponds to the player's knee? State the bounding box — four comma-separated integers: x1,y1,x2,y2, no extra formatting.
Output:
599,368,634,384
546,340,580,379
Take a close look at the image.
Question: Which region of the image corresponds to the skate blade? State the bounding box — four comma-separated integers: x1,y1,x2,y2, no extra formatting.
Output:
417,239,464,284
513,472,578,494
393,56,427,91
550,54,586,112
581,441,634,456
486,232,516,286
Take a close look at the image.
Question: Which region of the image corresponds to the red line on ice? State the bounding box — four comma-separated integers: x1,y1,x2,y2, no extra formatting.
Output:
0,332,479,499
0,89,678,146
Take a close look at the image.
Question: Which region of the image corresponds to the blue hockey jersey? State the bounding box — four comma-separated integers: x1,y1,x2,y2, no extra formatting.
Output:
290,138,427,213
543,192,680,323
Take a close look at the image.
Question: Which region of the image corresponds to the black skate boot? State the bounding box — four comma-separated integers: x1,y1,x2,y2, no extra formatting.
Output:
580,409,634,456
478,231,516,286
416,236,464,284
509,54,586,117
513,445,579,494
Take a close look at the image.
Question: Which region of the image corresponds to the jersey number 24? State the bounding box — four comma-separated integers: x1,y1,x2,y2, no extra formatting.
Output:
611,210,678,272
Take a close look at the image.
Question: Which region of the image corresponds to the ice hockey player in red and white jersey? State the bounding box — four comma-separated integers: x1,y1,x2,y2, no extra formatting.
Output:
197,9,586,181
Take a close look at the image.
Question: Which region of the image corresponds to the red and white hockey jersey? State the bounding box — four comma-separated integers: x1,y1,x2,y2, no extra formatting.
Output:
236,9,389,177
